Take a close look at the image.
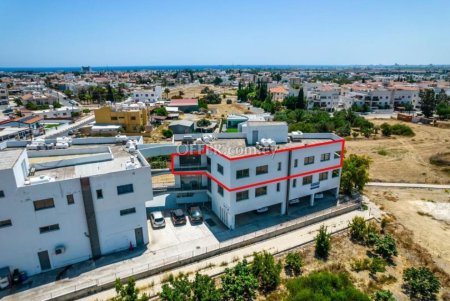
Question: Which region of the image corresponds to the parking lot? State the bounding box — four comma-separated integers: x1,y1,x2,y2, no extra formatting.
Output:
146,191,341,257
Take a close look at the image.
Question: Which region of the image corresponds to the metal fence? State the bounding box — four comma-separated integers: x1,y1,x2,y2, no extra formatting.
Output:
28,201,361,301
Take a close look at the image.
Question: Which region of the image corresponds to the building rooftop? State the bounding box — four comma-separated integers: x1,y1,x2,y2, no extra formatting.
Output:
207,136,335,158
168,99,198,106
0,148,24,170
31,144,145,182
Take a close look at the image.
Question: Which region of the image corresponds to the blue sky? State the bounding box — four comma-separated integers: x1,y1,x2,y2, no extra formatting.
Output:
1,0,450,67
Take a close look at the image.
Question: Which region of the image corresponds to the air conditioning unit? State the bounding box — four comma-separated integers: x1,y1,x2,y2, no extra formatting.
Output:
55,245,66,255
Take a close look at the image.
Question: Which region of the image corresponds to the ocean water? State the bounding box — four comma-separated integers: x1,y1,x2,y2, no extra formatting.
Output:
0,64,447,73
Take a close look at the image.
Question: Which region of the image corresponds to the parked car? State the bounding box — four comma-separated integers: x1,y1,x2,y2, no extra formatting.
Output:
150,211,166,229
314,193,324,199
188,206,203,223
255,207,269,214
171,209,187,225
289,198,300,205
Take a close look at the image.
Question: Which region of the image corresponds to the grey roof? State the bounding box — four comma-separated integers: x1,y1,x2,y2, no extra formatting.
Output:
0,149,24,170
169,120,194,127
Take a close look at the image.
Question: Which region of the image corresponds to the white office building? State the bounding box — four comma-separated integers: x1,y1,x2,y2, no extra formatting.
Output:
132,86,162,103
0,138,152,276
170,122,344,229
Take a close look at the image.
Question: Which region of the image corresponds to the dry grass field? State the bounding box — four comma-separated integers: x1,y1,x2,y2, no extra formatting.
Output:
345,119,450,184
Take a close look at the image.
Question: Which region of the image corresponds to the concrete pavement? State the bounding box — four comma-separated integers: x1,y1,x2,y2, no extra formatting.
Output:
1,201,374,301
78,205,376,301
367,182,450,189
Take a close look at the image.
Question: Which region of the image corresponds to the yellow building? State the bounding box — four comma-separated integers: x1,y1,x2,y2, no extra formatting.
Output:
94,105,148,132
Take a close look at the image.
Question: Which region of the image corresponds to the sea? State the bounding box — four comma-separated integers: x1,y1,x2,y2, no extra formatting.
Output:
0,64,446,73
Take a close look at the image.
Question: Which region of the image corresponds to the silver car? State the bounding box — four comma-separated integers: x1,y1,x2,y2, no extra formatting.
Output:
150,211,166,229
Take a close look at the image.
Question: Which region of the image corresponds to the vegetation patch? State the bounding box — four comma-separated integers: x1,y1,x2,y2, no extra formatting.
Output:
429,152,450,166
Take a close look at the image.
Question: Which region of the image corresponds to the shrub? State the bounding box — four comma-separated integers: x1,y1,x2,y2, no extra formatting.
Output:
285,271,370,301
221,260,258,301
349,216,367,243
391,123,415,136
251,251,282,293
315,225,331,260
403,267,440,301
373,290,395,301
196,118,211,127
285,253,303,276
162,129,173,138
380,123,392,136
375,234,398,260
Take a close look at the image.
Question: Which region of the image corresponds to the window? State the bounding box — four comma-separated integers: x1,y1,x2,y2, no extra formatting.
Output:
0,190,4,198
294,159,298,167
332,169,340,178
218,185,224,196
0,219,12,228
277,162,281,171
177,192,194,198
67,194,74,205
320,153,330,161
334,151,341,159
40,224,60,234
255,186,267,197
179,155,201,166
303,175,313,185
236,168,249,179
276,183,280,192
217,164,224,175
33,198,55,211
256,165,268,175
236,190,249,202
96,189,103,199
117,184,134,195
304,156,315,165
130,116,136,120
120,207,136,216
111,117,118,121
319,172,328,181
293,179,297,187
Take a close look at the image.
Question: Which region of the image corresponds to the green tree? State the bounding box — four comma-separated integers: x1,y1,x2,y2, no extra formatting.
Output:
285,271,370,301
340,154,371,195
419,89,436,118
375,234,397,260
63,90,73,98
191,273,222,301
284,252,303,276
436,88,448,105
403,267,440,301
373,289,396,301
380,123,392,136
349,216,367,243
315,225,331,260
160,274,192,301
162,129,173,138
213,77,223,85
154,107,168,116
53,101,62,109
113,278,149,301
436,102,450,120
297,88,306,110
178,90,185,98
221,260,258,301
164,88,170,99
196,118,211,127
251,251,282,293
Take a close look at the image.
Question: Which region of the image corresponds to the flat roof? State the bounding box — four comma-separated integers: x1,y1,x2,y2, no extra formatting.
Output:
207,137,335,157
0,148,24,170
33,144,143,181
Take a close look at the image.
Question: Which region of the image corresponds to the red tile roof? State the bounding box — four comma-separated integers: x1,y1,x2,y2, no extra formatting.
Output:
168,99,198,106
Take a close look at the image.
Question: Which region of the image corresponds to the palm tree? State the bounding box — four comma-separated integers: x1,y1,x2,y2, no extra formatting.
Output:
164,88,170,99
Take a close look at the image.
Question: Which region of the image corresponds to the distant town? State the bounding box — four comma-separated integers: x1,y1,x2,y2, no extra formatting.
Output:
0,65,449,300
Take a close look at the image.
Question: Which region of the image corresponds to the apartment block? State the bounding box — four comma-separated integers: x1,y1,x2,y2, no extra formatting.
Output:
94,103,149,132
170,122,344,229
0,138,152,276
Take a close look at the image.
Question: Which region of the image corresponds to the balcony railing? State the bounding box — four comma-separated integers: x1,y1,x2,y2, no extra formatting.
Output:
173,165,207,171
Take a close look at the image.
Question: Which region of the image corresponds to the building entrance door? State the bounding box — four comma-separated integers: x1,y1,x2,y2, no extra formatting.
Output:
135,227,144,247
38,250,51,271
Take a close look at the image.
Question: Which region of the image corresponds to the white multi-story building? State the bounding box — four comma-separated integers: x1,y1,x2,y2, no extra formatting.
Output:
0,138,152,276
0,85,8,105
170,122,344,229
132,86,162,103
